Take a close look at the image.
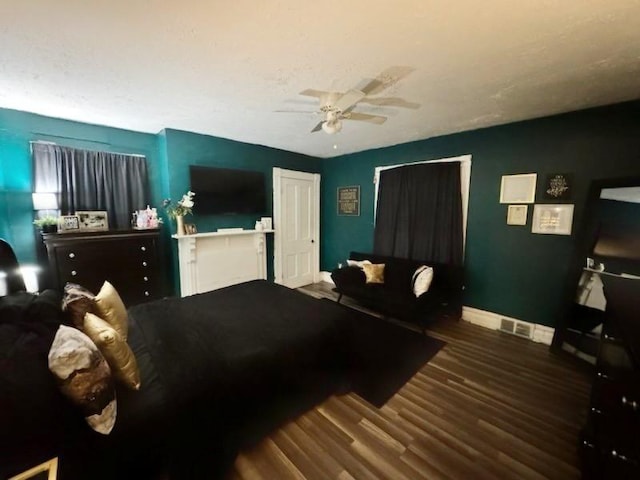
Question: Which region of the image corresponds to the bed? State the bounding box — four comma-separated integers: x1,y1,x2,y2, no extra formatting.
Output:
0,239,354,479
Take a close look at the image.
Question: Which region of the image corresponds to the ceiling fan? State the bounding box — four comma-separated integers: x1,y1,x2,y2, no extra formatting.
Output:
277,66,420,134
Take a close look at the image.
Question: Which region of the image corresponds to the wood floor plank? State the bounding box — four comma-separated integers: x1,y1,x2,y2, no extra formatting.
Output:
224,282,591,480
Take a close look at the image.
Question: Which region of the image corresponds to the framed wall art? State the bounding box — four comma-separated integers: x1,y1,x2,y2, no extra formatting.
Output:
544,173,572,200
337,186,360,216
76,211,109,232
506,205,528,226
500,173,537,204
531,204,574,235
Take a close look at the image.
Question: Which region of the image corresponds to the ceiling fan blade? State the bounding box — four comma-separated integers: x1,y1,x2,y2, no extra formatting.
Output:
310,121,324,133
359,97,420,109
357,66,416,96
334,89,365,112
274,109,317,114
346,112,387,125
300,89,329,99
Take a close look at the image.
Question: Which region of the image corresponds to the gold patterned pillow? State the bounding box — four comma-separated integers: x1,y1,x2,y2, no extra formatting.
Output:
48,325,116,435
362,263,385,284
83,312,141,390
94,281,128,340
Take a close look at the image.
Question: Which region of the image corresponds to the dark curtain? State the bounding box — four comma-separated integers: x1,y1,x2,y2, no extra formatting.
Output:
32,143,150,230
374,162,463,265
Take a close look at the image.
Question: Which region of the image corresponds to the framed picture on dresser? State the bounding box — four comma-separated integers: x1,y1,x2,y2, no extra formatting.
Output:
76,211,109,231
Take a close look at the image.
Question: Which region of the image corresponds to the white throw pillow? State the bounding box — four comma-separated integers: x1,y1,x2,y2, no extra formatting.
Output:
412,265,434,297
347,259,372,269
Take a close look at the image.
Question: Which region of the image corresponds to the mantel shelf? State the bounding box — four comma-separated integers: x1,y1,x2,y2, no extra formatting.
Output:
172,229,274,240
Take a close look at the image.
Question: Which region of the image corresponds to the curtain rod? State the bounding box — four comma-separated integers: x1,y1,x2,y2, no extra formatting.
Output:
29,140,146,158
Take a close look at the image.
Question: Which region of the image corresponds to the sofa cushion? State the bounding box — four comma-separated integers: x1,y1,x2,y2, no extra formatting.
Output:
362,263,385,284
412,266,434,297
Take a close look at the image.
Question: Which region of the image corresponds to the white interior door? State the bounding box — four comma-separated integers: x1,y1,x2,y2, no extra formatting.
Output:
273,168,320,288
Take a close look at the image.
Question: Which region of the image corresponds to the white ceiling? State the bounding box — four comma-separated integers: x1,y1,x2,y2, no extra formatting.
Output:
1,1,639,158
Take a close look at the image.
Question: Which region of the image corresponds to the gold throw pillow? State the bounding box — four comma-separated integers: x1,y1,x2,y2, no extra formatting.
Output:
94,281,128,340
83,312,141,391
362,263,385,284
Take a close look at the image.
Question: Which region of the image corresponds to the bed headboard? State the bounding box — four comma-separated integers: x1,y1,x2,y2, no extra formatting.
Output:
0,238,26,295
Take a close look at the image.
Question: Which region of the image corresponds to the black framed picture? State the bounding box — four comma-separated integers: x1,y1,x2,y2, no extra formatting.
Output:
544,173,572,200
337,186,360,216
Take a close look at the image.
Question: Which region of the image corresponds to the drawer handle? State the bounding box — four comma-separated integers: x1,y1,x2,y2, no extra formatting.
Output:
69,253,75,259
141,246,146,252
144,291,150,297
71,270,77,276
590,407,602,415
597,372,610,380
582,439,595,449
144,276,149,282
610,450,635,464
142,261,147,267
621,396,639,410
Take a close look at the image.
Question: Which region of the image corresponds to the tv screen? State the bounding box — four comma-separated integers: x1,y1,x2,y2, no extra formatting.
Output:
189,165,267,215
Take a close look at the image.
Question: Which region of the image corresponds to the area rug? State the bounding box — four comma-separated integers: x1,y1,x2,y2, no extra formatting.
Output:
322,299,446,408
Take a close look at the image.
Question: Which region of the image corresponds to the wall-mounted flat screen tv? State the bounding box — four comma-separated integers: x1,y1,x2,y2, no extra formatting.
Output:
189,165,267,215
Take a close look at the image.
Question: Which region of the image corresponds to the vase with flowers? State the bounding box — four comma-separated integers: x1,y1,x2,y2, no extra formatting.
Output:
162,191,195,235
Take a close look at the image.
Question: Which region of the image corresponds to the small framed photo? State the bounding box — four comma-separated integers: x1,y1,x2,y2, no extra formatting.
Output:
76,211,109,232
532,204,574,235
184,223,197,235
544,173,572,200
58,215,80,233
9,457,58,480
500,173,537,204
507,205,528,226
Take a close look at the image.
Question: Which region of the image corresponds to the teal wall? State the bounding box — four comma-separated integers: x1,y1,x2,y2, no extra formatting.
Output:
320,101,640,327
0,108,161,265
160,128,322,290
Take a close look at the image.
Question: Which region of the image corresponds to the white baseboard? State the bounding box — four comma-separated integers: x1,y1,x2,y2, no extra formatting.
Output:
319,271,335,284
462,306,555,345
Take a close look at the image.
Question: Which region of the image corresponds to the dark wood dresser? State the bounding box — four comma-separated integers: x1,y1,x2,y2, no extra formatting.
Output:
42,229,165,306
580,275,640,478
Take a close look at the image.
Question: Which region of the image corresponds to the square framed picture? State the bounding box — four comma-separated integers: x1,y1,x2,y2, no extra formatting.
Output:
500,173,537,204
76,211,109,232
9,457,58,480
506,205,528,226
532,204,574,235
544,173,572,200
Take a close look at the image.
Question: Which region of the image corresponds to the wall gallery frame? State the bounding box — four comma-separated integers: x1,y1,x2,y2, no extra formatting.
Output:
500,173,537,204
531,204,574,235
337,186,360,216
506,205,528,225
8,457,58,480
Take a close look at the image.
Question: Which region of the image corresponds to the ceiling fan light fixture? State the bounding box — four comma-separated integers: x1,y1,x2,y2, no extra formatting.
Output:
322,119,342,134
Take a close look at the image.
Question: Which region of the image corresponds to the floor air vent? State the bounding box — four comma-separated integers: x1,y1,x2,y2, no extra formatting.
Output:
500,318,533,339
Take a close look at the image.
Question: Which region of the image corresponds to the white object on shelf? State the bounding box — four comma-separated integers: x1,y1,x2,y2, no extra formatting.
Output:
217,227,244,233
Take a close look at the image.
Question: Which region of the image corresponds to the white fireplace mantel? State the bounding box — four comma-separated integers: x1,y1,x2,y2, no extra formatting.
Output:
173,229,274,297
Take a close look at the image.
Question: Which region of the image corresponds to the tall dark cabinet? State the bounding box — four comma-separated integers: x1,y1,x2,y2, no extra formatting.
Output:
580,275,640,478
42,229,166,306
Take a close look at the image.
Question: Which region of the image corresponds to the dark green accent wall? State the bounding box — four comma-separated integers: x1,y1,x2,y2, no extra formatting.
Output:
158,129,322,292
320,101,640,327
0,108,161,265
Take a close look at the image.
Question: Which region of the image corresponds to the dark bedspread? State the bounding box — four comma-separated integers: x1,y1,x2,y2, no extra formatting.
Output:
2,280,355,480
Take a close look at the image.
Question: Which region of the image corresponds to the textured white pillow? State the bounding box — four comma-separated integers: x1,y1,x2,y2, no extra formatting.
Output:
347,259,372,269
412,266,434,297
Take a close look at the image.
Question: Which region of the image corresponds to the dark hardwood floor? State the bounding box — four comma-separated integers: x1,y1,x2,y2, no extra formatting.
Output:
225,282,592,479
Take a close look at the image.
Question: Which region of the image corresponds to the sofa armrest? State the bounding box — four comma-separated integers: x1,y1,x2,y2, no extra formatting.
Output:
331,266,365,291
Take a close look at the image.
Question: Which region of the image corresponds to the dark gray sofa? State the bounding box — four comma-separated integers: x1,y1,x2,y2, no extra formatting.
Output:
331,251,464,331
